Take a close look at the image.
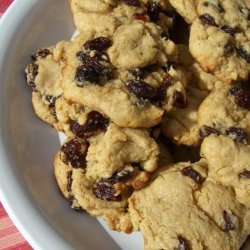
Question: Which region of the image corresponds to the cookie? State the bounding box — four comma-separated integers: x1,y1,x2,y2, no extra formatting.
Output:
25,41,70,128
198,84,250,145
201,135,250,208
69,0,175,36
54,126,172,233
189,0,250,83
129,161,250,249
62,32,188,128
54,139,133,233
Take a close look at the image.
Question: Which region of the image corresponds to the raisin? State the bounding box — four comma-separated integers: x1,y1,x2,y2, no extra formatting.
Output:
181,167,204,184
121,0,140,7
239,169,250,178
67,171,73,192
236,46,250,63
76,52,102,68
68,195,85,213
204,2,224,13
29,82,37,92
32,64,39,77
93,182,121,201
61,138,87,168
84,111,109,132
199,14,218,27
177,235,190,250
101,170,133,185
147,1,162,22
71,111,109,138
173,91,188,108
223,211,235,231
162,73,174,86
84,37,112,51
224,43,235,55
199,125,219,139
155,83,168,107
133,13,149,21
126,80,158,100
233,88,250,109
226,127,248,144
229,86,240,96
75,65,102,83
75,52,112,83
221,25,241,36
31,49,51,61
153,74,173,106
45,95,58,109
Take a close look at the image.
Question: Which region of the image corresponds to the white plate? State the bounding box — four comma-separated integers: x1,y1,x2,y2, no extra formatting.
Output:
0,0,143,249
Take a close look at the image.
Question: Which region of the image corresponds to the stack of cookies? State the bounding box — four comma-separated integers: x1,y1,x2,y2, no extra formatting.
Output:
25,0,250,249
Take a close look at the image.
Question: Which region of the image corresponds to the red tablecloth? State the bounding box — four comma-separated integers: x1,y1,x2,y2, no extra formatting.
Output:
0,0,32,249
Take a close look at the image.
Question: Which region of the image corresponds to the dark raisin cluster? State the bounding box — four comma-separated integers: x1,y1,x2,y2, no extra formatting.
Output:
75,37,113,84
70,111,109,138
93,169,134,201
61,138,88,168
126,68,187,108
230,86,250,109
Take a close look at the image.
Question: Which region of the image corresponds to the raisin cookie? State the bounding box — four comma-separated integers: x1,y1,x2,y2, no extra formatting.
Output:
25,41,70,129
62,31,188,128
189,0,250,83
54,138,134,233
69,0,174,35
129,161,250,249
54,127,172,233
201,135,250,207
198,84,250,144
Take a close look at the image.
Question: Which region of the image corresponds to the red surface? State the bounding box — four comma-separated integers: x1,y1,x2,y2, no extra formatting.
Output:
0,1,32,249
0,0,13,16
